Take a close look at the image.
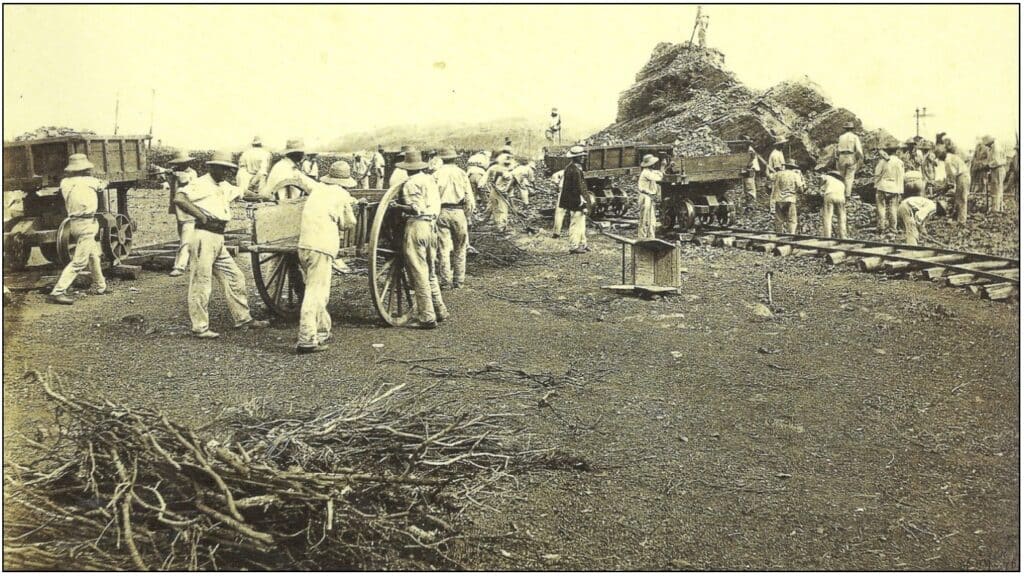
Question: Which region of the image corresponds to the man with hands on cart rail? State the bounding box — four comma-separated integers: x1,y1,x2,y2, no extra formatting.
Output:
47,154,108,305
174,151,270,339
295,161,360,354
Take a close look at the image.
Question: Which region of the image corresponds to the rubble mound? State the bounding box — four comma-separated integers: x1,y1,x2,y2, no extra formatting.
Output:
591,43,869,168
15,126,97,141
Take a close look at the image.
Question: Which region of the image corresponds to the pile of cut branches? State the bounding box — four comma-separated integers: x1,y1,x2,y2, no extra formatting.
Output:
4,370,559,570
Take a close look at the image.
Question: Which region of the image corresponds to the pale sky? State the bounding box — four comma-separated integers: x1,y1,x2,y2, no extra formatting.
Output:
3,4,1019,150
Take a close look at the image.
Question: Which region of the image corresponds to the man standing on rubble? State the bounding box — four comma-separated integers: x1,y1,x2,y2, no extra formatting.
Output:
742,136,764,211
174,151,270,338
835,122,863,198
295,161,358,354
236,136,272,196
262,139,318,200
770,160,804,234
561,145,591,253
546,108,562,143
944,142,970,225
981,135,1006,213
766,139,786,180
874,143,904,234
394,150,448,329
47,154,108,305
433,146,476,289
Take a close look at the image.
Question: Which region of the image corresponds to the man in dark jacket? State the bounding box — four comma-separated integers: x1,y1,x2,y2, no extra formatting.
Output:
560,145,590,253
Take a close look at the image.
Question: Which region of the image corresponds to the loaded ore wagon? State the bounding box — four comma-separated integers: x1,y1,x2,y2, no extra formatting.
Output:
544,143,673,218
657,140,750,231
3,134,149,270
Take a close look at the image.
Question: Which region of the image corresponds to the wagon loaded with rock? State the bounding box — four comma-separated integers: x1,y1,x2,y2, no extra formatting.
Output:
3,134,148,271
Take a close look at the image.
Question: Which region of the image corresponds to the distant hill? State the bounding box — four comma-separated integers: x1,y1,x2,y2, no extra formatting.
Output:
322,117,602,158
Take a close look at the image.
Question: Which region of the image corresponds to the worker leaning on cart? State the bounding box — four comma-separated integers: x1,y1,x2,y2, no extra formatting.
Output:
174,151,270,338
295,161,359,354
47,154,108,305
261,139,318,201
393,150,448,329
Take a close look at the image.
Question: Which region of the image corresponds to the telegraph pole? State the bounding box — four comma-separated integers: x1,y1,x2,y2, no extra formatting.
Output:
913,107,934,138
113,91,120,135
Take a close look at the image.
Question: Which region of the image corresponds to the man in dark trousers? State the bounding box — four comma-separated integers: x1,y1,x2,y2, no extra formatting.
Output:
560,145,590,254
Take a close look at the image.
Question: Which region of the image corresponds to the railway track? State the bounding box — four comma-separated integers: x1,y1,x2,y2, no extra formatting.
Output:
690,227,1019,302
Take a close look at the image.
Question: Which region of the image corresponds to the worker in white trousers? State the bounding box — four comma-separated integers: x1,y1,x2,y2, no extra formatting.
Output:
820,170,847,239
636,154,663,239
433,146,476,289
396,150,448,329
47,154,108,305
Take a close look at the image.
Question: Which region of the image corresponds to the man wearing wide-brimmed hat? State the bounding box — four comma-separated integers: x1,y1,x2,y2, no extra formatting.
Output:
769,160,804,234
294,161,359,353
175,151,269,338
766,139,787,179
47,154,108,305
835,121,863,199
165,151,199,277
485,153,517,232
636,154,663,239
261,139,317,201
874,142,904,234
944,141,970,225
389,145,416,189
237,136,272,197
821,169,848,239
433,146,476,289
394,150,448,329
560,145,591,253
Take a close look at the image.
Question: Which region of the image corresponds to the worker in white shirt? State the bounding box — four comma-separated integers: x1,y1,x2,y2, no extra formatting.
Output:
835,122,863,198
262,139,318,201
466,155,488,213
550,169,566,238
389,145,414,189
174,151,269,338
874,143,904,233
468,150,491,168
485,154,516,232
295,161,358,354
236,136,272,196
47,154,108,305
351,153,370,189
766,140,786,178
511,160,536,205
636,154,663,239
770,161,804,234
301,152,320,181
371,145,386,188
395,150,448,329
166,151,198,277
427,155,444,174
433,146,476,289
741,136,765,211
897,194,943,246
982,135,1006,213
546,108,562,142
820,169,847,239
944,144,971,225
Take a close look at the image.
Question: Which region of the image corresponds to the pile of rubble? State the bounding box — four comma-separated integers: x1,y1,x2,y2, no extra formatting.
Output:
14,126,97,141
589,43,872,169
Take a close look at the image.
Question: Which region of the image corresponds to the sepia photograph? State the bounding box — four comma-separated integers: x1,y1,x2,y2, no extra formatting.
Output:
2,2,1020,571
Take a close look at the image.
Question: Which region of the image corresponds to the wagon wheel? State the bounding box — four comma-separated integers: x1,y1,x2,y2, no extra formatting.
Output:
270,178,310,202
609,188,628,217
679,200,697,231
251,249,305,319
716,205,734,226
99,214,135,262
368,187,414,327
55,217,80,266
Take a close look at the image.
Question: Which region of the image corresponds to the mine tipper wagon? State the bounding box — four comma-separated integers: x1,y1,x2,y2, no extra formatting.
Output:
3,134,149,270
657,140,751,231
543,142,673,218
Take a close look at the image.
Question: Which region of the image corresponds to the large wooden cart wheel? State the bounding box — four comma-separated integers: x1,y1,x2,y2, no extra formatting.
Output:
54,217,80,266
368,187,414,327
251,250,305,319
680,200,697,230
99,214,135,262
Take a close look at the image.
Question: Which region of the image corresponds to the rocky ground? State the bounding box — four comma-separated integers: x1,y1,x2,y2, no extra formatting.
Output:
3,190,1019,570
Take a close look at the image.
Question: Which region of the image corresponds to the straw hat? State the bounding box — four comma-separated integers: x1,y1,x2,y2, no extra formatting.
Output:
785,160,801,169
396,150,428,170
437,146,458,160
64,153,94,172
640,154,660,168
322,161,357,187
252,136,263,146
983,135,995,145
283,139,305,155
400,145,414,153
566,145,587,158
206,150,238,169
169,150,193,165
826,170,843,180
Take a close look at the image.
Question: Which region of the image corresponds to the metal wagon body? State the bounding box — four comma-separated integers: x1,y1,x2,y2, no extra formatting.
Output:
543,143,673,218
240,181,421,327
3,134,149,269
658,141,750,230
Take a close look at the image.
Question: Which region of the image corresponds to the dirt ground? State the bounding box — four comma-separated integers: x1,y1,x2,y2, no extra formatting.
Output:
3,193,1020,570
